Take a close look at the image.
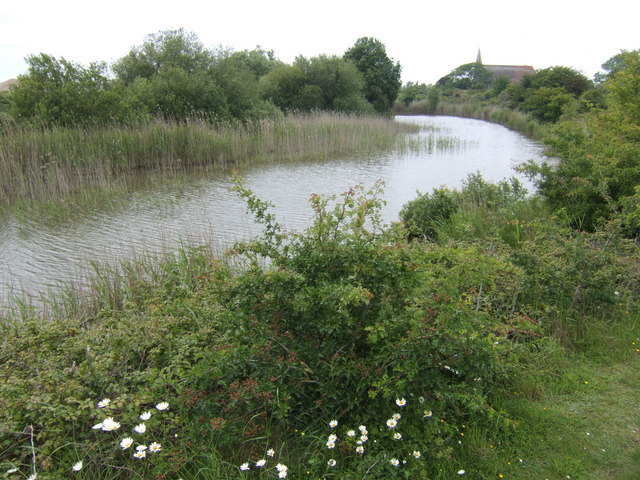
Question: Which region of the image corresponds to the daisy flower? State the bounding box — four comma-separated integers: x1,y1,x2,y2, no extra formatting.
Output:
240,462,250,471
149,442,161,453
134,423,146,434
347,429,356,437
457,470,466,475
413,451,421,459
423,410,433,418
329,419,338,428
120,437,133,449
327,459,337,467
136,445,147,451
139,411,152,421
359,425,368,434
394,432,402,440
256,459,266,467
266,448,275,457
326,440,336,449
155,402,169,411
392,413,401,420
356,445,364,454
133,450,146,459
386,418,397,429
101,417,120,431
71,461,83,472
92,422,103,430
97,398,110,408
390,458,400,467
396,398,407,407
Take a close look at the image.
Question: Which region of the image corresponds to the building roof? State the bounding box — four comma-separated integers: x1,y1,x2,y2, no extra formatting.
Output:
483,65,536,83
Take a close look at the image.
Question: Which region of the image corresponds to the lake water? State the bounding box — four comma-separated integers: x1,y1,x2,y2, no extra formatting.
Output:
0,116,546,311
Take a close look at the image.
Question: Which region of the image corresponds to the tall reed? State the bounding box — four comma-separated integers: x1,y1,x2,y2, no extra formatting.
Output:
0,112,416,205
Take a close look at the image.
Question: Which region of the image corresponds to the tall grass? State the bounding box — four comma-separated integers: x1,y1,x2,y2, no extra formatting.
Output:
0,112,416,205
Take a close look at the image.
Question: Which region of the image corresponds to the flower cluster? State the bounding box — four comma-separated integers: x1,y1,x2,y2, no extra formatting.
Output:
238,448,287,477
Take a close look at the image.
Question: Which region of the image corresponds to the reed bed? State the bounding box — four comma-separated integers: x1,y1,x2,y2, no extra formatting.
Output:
0,112,416,205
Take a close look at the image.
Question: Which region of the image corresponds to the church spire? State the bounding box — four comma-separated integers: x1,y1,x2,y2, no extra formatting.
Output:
476,49,482,64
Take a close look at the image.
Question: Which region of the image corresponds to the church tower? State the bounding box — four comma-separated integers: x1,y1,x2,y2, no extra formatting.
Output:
476,49,482,64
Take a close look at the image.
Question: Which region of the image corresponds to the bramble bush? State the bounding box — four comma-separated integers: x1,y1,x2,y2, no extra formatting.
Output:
0,178,543,478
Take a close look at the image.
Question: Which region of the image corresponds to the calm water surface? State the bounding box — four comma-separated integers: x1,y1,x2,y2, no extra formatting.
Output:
0,116,546,310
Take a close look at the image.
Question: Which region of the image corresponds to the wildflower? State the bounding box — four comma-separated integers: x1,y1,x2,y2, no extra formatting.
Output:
97,398,110,408
134,423,146,434
390,458,400,467
386,418,397,428
347,429,356,437
155,402,169,411
458,469,466,475
120,437,133,449
27,475,37,480
392,413,401,420
71,461,83,472
139,411,152,421
101,417,120,431
256,459,266,467
92,422,103,430
240,462,250,471
266,448,275,457
328,433,337,442
358,425,368,434
396,398,407,407
423,410,433,418
133,450,146,459
394,432,402,440
327,459,337,467
418,396,425,403
413,451,421,459
326,440,336,449
329,419,338,428
6,468,18,474
356,445,364,454
136,445,147,451
149,442,161,453
276,463,288,478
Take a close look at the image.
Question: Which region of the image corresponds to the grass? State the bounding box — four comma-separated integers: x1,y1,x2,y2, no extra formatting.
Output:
0,112,416,206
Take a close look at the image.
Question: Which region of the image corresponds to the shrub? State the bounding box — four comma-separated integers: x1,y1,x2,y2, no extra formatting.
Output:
399,187,458,241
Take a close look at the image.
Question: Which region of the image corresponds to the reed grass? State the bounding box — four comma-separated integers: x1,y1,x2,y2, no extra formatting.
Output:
0,112,416,205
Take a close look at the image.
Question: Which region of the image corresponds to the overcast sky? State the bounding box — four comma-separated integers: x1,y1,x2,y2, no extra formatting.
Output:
1,0,638,85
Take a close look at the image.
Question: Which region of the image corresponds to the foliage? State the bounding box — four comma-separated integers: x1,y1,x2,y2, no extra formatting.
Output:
344,37,402,113
399,187,459,240
436,62,493,90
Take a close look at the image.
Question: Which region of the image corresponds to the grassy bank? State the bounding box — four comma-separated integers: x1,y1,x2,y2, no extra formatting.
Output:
0,112,416,205
396,98,548,139
1,174,638,479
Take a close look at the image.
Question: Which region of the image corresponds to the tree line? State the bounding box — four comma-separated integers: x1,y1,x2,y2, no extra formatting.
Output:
0,30,402,127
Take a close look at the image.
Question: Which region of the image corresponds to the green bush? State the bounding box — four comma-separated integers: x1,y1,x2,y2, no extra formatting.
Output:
399,187,458,241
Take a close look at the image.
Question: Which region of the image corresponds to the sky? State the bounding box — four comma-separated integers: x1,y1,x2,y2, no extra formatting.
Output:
1,0,638,85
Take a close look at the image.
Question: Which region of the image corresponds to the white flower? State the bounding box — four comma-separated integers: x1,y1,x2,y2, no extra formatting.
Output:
27,475,37,480
458,470,466,475
240,462,250,471
327,459,336,467
413,451,421,458
347,429,356,437
386,418,397,428
256,459,266,467
149,442,161,453
133,450,146,459
418,396,425,403
139,411,152,421
326,440,336,449
392,413,401,420
92,422,103,430
266,448,275,457
390,458,400,467
278,472,287,479
394,432,402,440
71,461,83,472
134,423,146,434
328,433,337,442
6,468,18,474
155,402,169,411
356,445,364,454
120,437,133,449
136,444,147,451
276,463,288,477
97,398,110,408
101,417,120,431
359,434,368,443
358,425,368,433
423,410,433,418
396,397,407,407
329,419,338,428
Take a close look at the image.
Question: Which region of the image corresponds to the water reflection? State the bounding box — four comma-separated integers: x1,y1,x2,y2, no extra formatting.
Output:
0,116,546,309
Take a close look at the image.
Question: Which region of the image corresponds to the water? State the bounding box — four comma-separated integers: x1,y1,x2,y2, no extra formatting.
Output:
0,116,546,310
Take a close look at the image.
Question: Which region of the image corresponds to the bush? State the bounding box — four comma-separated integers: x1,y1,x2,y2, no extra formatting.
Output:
399,187,458,241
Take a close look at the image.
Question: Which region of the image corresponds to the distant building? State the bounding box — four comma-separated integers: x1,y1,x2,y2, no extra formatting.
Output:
476,49,535,84
0,78,18,92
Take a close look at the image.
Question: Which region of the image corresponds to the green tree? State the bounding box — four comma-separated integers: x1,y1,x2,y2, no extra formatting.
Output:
436,62,493,90
10,54,131,125
523,86,575,122
344,37,402,113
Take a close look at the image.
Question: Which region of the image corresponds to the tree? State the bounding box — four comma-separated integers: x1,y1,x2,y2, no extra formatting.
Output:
344,37,401,113
436,62,493,90
10,54,131,125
